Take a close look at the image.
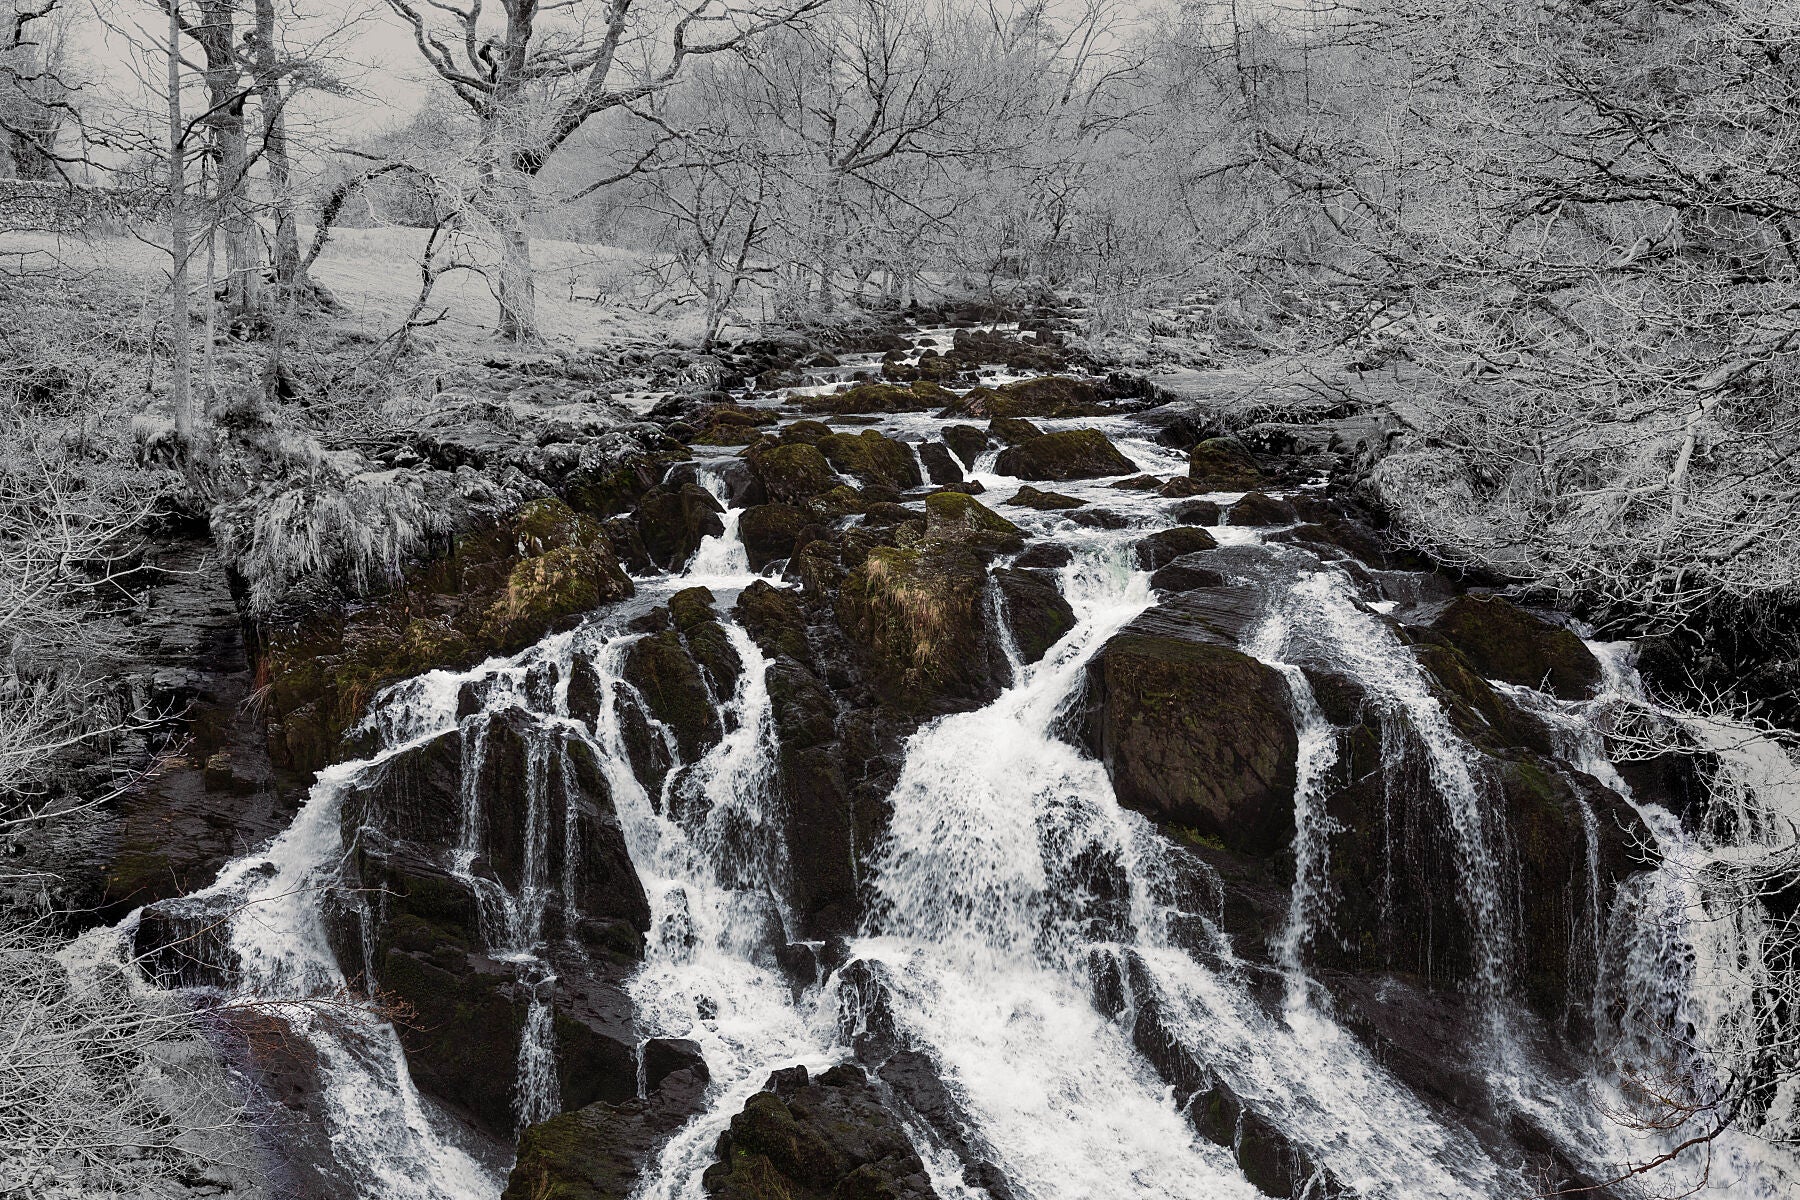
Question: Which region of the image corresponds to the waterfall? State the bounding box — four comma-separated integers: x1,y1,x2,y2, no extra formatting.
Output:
687,462,751,578
1242,592,1341,1011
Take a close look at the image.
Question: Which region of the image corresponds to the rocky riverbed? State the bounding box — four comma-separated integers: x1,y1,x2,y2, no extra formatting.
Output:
26,315,1792,1200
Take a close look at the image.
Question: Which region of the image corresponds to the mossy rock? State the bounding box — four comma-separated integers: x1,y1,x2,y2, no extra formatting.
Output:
836,540,998,710
1430,594,1601,700
735,580,810,660
995,568,1076,664
483,543,633,651
737,503,812,571
817,429,923,490
987,416,1045,445
995,429,1137,481
1005,485,1086,510
633,483,726,572
779,420,833,446
801,379,953,415
924,490,1021,537
622,628,721,762
940,376,1111,419
1085,629,1299,856
1135,527,1218,570
747,442,840,504
1188,438,1263,490
669,586,717,632
943,424,989,465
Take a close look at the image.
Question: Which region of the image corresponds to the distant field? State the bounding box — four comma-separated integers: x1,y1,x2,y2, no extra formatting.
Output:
1,223,703,349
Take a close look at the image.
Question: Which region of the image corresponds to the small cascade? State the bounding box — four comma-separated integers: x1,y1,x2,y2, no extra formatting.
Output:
1242,593,1341,1009
1266,571,1512,1020
687,462,752,578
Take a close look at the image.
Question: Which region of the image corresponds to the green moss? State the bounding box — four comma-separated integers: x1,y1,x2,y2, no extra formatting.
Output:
1188,438,1263,489
995,428,1137,481
1167,824,1227,851
803,379,954,414
669,586,717,631
817,429,922,490
748,442,840,504
925,490,1021,536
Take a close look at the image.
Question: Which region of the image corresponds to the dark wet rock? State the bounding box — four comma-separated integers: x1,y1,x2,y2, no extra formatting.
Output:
747,442,841,504
819,429,925,491
936,480,985,496
1150,557,1229,593
1170,498,1223,526
735,580,810,661
1135,526,1219,570
336,711,649,1137
1110,474,1165,491
917,441,964,485
836,537,1003,714
940,375,1112,419
738,503,811,571
995,568,1077,664
504,1064,711,1200
1064,508,1130,530
701,1063,938,1200
1225,492,1297,526
943,424,989,465
1004,485,1086,510
986,416,1045,445
1158,476,1212,498
1268,517,1393,569
803,380,955,415
1083,600,1299,856
1188,437,1263,490
1014,543,1073,570
624,627,724,762
924,491,1022,541
634,483,727,571
1429,594,1602,700
996,429,1137,481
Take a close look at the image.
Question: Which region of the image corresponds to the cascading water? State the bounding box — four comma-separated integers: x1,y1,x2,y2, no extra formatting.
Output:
105,345,1800,1200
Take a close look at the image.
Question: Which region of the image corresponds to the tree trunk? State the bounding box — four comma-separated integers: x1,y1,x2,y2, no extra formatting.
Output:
196,0,260,320
254,0,301,301
474,116,540,343
166,0,193,453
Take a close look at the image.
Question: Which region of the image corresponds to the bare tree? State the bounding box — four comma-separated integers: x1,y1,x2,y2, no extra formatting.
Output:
381,0,825,342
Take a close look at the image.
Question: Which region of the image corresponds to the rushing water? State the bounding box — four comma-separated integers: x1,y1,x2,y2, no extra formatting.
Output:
104,342,1800,1199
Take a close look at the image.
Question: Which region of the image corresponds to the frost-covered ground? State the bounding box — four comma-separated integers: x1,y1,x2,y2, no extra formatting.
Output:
2,225,712,349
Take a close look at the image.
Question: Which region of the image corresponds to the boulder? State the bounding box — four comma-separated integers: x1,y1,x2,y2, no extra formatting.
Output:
1149,558,1229,593
1004,485,1086,510
924,491,1021,538
943,424,990,466
818,429,924,491
1135,527,1219,570
701,1064,938,1200
503,1062,711,1200
996,430,1137,481
836,538,1002,712
995,568,1077,664
737,503,811,571
633,483,726,571
747,442,840,504
1170,499,1223,526
1429,595,1602,700
940,375,1111,419
986,416,1045,445
803,380,954,415
1226,492,1297,526
734,580,810,661
1084,605,1299,855
917,441,964,485
1188,438,1263,490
